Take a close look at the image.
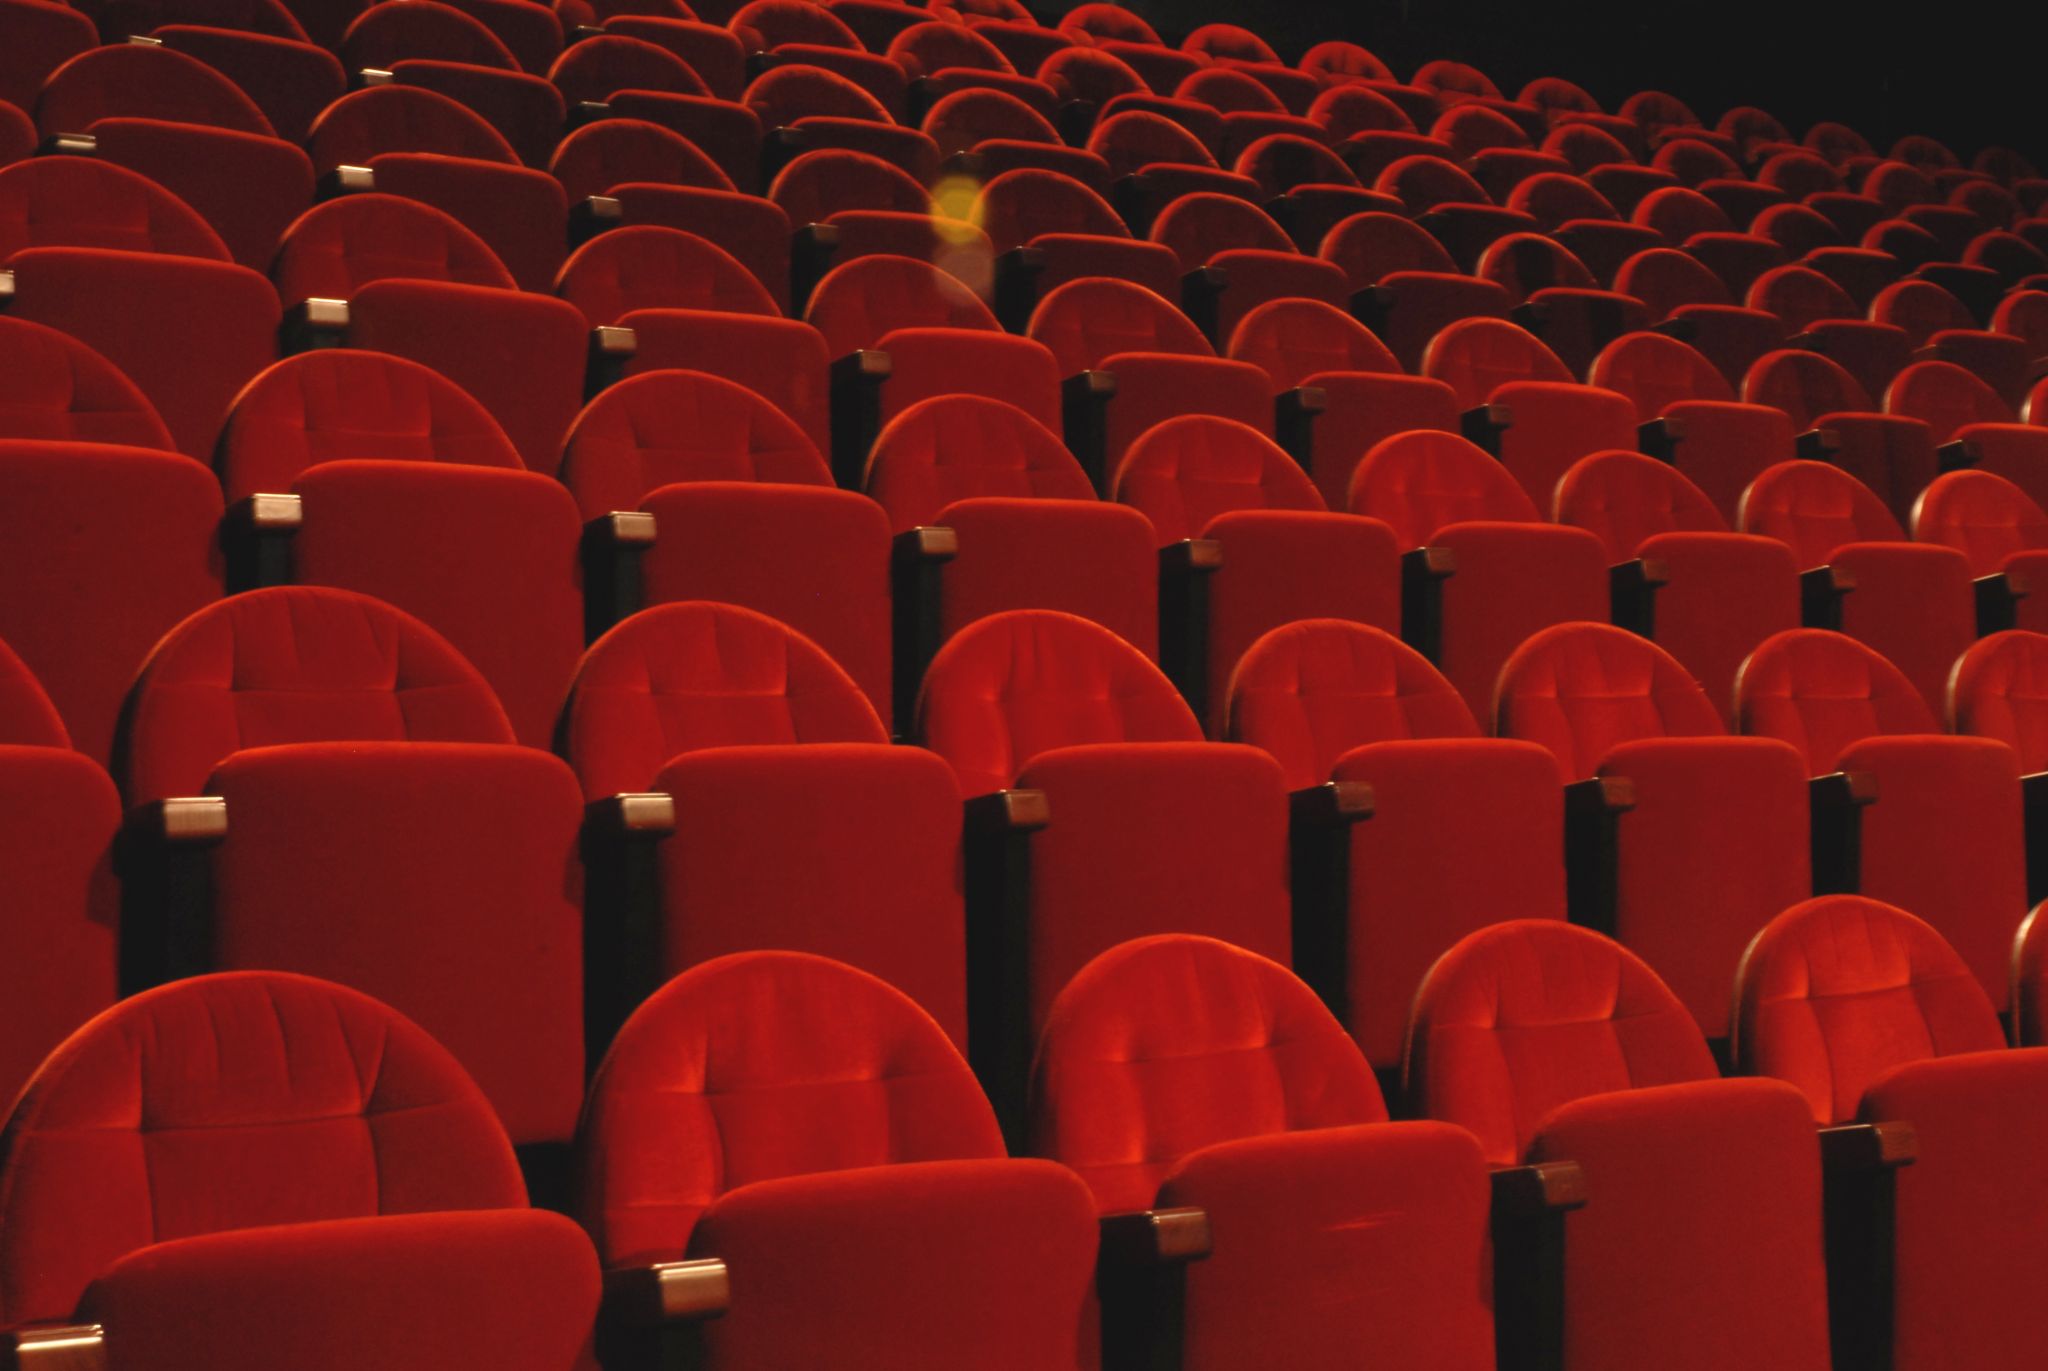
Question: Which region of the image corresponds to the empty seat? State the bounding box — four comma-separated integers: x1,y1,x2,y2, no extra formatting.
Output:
386,58,566,168
1031,934,1497,1369
1320,211,1514,370
1227,619,1563,1069
969,167,1180,303
305,84,519,176
1749,263,1912,400
1736,627,2028,1006
0,314,174,449
0,156,230,262
1733,894,2048,1371
1408,920,1833,1371
83,117,316,273
0,0,94,114
1474,232,1649,373
360,150,568,294
1112,413,1400,729
1743,348,1937,524
1888,360,2048,509
1612,246,1787,386
273,191,515,306
551,33,707,105
34,42,272,140
1738,460,1975,711
575,950,1098,1368
1149,191,1349,341
341,0,519,71
1950,631,2048,779
0,971,601,1365
1346,430,1608,718
555,224,777,326
550,117,734,202
1421,317,1641,508
1913,468,2048,635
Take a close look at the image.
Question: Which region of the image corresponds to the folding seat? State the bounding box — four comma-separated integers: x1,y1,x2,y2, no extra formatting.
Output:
748,67,940,184
1966,228,2048,288
1585,160,1682,217
1747,264,1910,400
1634,187,1789,300
1543,122,1634,173
1306,84,1414,143
729,0,864,54
549,116,733,201
1224,619,1564,1071
1036,44,1144,113
570,180,792,306
602,15,743,101
1758,151,1844,201
1094,93,1227,160
1474,233,1650,373
1032,936,1497,1371
1226,297,1459,508
1110,414,1399,729
575,950,1098,1368
1320,211,1514,371
352,151,566,293
1147,192,1348,343
1865,159,1938,215
892,22,1055,116
1431,102,1528,162
1087,109,1262,228
1800,244,1904,311
341,0,518,71
1504,172,1619,232
1806,120,1876,168
1887,359,2048,506
305,84,519,175
1737,459,1974,710
0,972,604,1368
1466,147,1575,207
71,118,309,271
272,192,514,306
822,0,929,51
1025,276,1273,487
0,0,95,115
1346,430,1608,718
1913,467,2048,627
1183,31,1319,118
1299,42,1441,130
971,167,1179,315
1409,919,1833,1371
1735,625,2028,1003
0,156,229,262
1975,146,2038,185
1743,348,1937,523
1733,894,2048,1371
150,24,342,144
1057,5,1202,96
1750,199,1840,257
1552,452,1801,722
4,245,279,462
1492,622,1809,1035
554,223,777,328
0,315,174,450
550,34,706,106
1861,217,1945,274
1588,330,1795,520
1420,317,1641,508
1373,153,1538,268
1620,89,1711,148
381,59,564,168
1652,137,1740,189
1411,59,1542,138
116,587,587,1145
214,348,584,745
33,42,271,140
559,371,889,718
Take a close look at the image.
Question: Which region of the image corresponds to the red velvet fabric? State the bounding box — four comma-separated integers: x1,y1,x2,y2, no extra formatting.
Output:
0,970,527,1326
1338,405,1526,534
1149,192,1291,271
1949,630,2048,769
1234,135,1358,198
81,1209,600,1371
1737,458,1903,563
970,168,1126,254
205,743,586,1144
1085,110,1218,179
742,62,891,128
1526,1077,1833,1371
554,225,776,327
602,184,790,312
1734,895,2005,1123
1886,358,2011,440
929,496,1158,663
769,149,924,226
1025,277,1213,374
0,744,118,1115
3,246,280,461
1828,541,1975,714
1734,627,1938,771
1864,1049,2048,1371
0,157,228,262
84,118,315,274
437,0,566,70
348,278,589,474
305,85,519,176
551,34,706,104
1408,920,1718,1165
916,609,1198,798
118,586,513,805
342,0,518,70
287,460,581,748
388,61,565,170
0,0,93,115
1092,353,1273,470
617,309,832,457
564,599,883,796
1911,468,2048,576
605,91,764,193
364,152,567,293
805,253,1000,358
550,118,734,202
0,637,68,746
1112,414,1323,543
869,328,1062,430
0,440,223,767
34,44,272,140
576,950,1009,1265
654,743,961,1035
1495,621,1727,782
218,348,520,501
920,88,1058,158
1318,210,1457,286
1551,450,1727,562
273,193,515,307
0,315,172,450
866,394,1091,532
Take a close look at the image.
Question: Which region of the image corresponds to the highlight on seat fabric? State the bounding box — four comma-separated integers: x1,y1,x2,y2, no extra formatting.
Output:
0,314,175,450
0,156,230,262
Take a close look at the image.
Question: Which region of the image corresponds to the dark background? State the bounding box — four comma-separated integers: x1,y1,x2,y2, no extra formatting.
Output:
1110,0,2048,166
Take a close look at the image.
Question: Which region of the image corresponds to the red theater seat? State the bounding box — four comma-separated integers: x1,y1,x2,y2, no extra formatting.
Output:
0,155,230,262
34,42,272,140
0,314,174,450
305,84,519,175
1743,348,1937,524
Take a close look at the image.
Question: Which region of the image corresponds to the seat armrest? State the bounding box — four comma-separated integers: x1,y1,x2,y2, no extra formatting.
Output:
1459,402,1513,456
1810,770,1878,895
7,1324,106,1370
1180,264,1229,346
1289,782,1375,1026
314,164,375,201
587,324,637,397
1800,565,1855,631
1636,415,1684,463
1062,369,1118,494
582,511,656,641
1818,1121,1914,1371
963,787,1049,1148
790,221,841,315
1273,386,1326,473
828,349,892,491
1491,1161,1585,1371
1098,1208,1211,1371
1609,556,1668,638
602,1259,732,1327
890,525,958,731
1158,539,1223,722
993,244,1046,333
118,797,228,993
280,298,349,355
1794,427,1843,461
222,493,302,594
1975,570,2029,636
1937,436,1979,474
569,194,622,246
1400,545,1458,664
1564,777,1635,936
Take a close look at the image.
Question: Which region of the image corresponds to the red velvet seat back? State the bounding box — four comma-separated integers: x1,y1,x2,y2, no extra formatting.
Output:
1375,154,1491,213
217,349,519,502
922,89,1057,158
1495,622,1726,781
805,252,1000,357
1086,110,1218,179
1734,627,1936,771
1176,68,1283,116
548,118,734,203
1317,210,1458,283
890,20,1014,77
970,168,1126,254
555,224,778,326
1737,459,1904,565
0,971,526,1326
1588,331,1735,418
1749,264,1857,332
0,315,174,450
742,62,892,128
305,85,519,175
1026,278,1213,374
1037,48,1145,109
1886,359,2010,440
1420,316,1572,407
551,34,708,105
1734,895,2005,1124
1613,246,1731,316
1225,619,1477,790
1234,134,1357,198
1225,298,1400,390
341,0,519,71
118,585,514,804
769,148,929,225
916,609,1199,797
865,394,1092,533
1031,935,1386,1213
1742,348,1874,427
1149,192,1291,272
559,368,828,519
1948,630,2048,771
35,44,273,140
1345,430,1539,546
1407,920,1719,1165
564,600,885,800
576,950,1005,1266
0,157,228,262
1911,469,2048,577
1508,174,1620,232
1552,449,1728,559
731,0,859,51
1111,415,1322,545
273,193,515,307
1871,280,1974,349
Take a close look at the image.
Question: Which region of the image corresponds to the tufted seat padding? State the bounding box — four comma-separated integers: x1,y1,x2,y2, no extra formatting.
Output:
272,192,515,307
0,314,174,450
555,225,779,328
0,156,228,262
